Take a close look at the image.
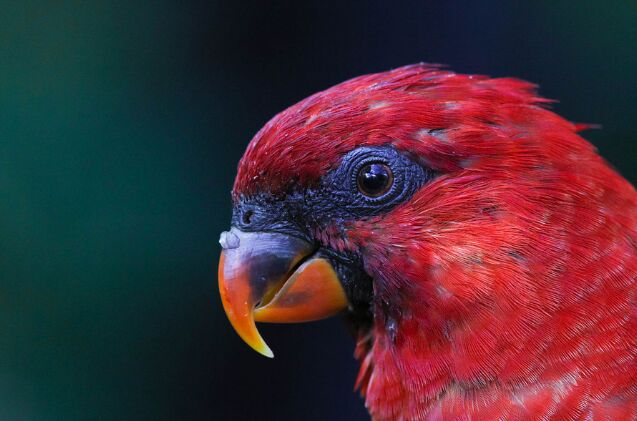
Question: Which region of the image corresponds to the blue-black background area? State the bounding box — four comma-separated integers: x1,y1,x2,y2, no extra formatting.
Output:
1,1,635,420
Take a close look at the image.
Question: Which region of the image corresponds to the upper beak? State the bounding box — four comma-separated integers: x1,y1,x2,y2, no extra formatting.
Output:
218,228,348,357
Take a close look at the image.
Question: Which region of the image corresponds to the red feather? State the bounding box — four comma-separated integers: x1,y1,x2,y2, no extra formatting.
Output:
234,65,637,419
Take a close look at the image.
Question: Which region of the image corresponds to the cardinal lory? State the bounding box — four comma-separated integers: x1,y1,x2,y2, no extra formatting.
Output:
217,64,637,420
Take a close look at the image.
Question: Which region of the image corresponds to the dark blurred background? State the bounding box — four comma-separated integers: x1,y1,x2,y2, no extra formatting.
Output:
1,1,635,420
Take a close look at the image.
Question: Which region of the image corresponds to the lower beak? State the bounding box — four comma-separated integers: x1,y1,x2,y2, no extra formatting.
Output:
217,228,348,357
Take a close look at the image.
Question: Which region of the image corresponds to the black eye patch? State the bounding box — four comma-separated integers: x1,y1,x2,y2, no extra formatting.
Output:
306,146,434,219
231,146,435,237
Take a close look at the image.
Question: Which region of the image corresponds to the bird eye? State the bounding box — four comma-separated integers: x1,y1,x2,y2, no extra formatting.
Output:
356,163,393,198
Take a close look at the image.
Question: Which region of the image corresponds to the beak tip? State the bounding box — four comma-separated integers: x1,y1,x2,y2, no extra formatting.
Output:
252,337,274,358
261,348,275,359
247,338,274,358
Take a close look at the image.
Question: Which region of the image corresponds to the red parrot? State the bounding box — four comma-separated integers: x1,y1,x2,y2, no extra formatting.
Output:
217,64,637,420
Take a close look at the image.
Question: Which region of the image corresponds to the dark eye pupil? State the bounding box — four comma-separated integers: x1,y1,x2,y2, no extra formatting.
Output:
357,163,393,197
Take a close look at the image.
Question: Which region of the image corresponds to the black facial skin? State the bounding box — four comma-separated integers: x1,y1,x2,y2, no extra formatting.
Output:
231,146,435,331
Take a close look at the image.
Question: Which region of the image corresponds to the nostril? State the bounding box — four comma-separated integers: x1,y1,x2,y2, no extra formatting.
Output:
242,210,254,225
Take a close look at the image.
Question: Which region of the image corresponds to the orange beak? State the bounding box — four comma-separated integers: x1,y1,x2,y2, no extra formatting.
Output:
218,228,348,357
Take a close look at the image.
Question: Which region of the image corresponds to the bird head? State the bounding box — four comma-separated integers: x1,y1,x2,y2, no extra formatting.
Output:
217,64,637,417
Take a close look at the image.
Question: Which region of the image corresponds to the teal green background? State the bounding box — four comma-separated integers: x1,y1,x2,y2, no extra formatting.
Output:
1,1,635,420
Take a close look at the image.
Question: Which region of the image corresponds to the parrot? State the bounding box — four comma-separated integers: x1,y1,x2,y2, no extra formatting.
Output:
217,64,637,420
